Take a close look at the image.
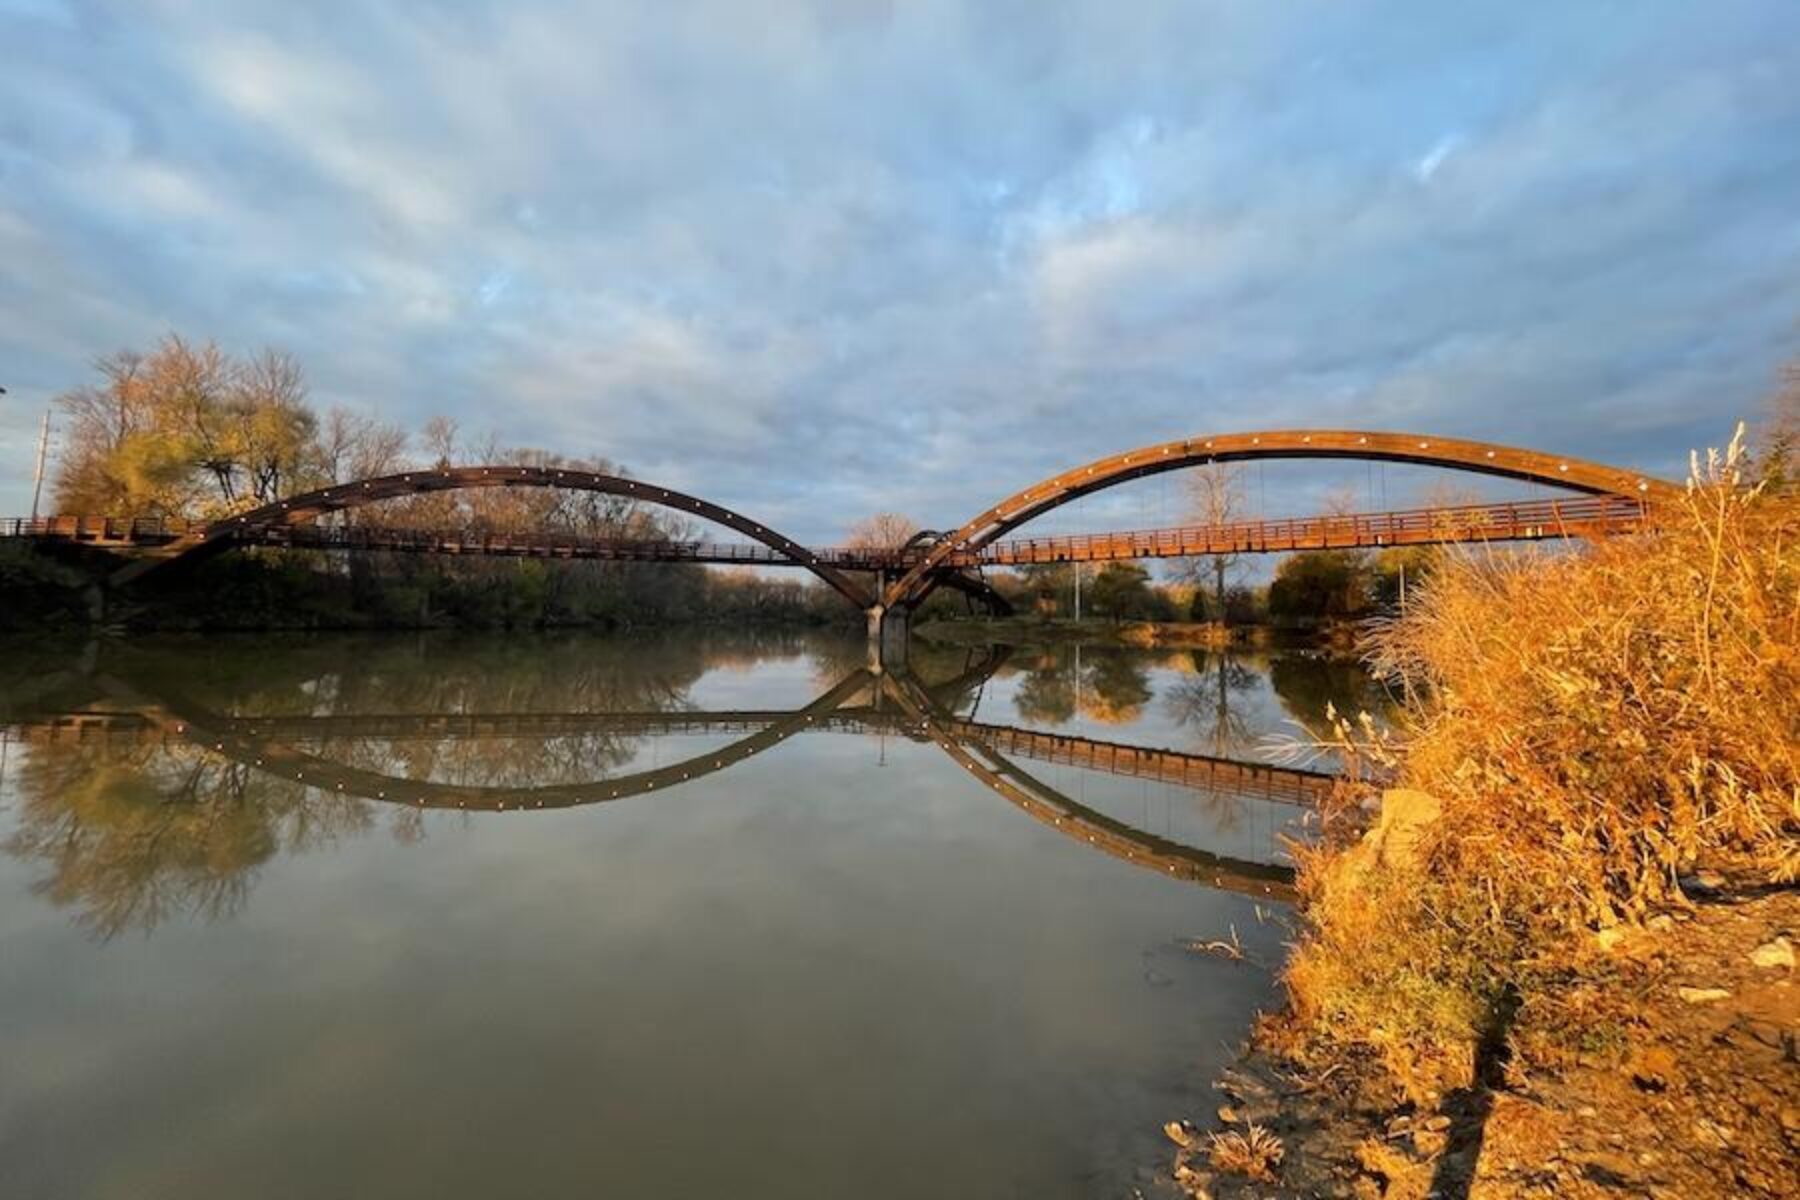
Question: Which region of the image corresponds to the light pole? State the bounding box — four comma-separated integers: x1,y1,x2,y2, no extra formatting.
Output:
30,407,52,523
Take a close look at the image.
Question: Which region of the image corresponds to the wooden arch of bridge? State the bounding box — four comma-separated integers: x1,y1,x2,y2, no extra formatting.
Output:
882,429,1678,610
113,465,875,607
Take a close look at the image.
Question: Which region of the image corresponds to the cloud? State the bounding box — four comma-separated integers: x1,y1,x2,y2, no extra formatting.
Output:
1413,134,1461,182
0,1,1796,543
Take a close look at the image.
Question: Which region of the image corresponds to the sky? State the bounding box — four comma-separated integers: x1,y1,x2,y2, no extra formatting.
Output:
2,0,1797,544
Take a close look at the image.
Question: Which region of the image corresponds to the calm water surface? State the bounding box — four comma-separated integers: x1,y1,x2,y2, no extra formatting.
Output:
0,630,1386,1199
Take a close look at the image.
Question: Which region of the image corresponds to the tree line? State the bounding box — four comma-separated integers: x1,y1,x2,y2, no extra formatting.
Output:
40,334,850,629
972,547,1435,628
29,333,1443,630
39,333,1792,632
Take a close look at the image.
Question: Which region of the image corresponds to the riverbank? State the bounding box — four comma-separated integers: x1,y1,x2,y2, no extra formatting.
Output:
0,542,858,632
1166,854,1797,1198
1159,444,1797,1198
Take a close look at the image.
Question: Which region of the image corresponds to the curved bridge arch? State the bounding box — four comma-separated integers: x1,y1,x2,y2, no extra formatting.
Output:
116,465,873,607
72,650,1294,896
114,670,877,811
884,429,1677,609
880,672,1295,900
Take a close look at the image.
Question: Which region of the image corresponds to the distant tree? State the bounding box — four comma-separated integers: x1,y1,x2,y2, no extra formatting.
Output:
1186,584,1214,623
1267,550,1371,622
1089,562,1160,619
52,350,137,514
1367,546,1437,612
1016,561,1074,615
1179,461,1248,621
55,340,206,514
842,512,924,595
845,512,921,549
320,407,409,485
985,569,1032,611
1218,583,1262,624
1754,361,1799,491
421,415,460,468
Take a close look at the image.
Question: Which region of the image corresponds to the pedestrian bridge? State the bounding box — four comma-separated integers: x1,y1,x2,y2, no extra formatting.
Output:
4,428,1675,624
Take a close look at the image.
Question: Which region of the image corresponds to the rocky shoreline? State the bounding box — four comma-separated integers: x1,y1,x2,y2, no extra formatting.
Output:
1160,881,1797,1198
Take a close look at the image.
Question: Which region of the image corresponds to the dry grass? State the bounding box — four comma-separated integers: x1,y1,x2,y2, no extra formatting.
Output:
1207,1123,1285,1181
1281,429,1800,1096
1353,1136,1434,1200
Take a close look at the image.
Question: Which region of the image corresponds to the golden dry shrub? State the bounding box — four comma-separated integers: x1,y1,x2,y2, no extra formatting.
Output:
1283,431,1799,1094
1207,1123,1284,1182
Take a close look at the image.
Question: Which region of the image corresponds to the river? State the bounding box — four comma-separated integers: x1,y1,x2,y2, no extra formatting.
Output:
0,630,1388,1199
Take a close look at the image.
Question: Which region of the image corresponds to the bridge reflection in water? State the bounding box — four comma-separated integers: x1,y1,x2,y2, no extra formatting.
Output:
1,633,1402,1199
0,640,1352,937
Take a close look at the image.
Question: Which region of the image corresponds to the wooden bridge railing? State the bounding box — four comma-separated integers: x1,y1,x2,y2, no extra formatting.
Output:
1,515,207,543
1,494,1650,566
973,494,1649,565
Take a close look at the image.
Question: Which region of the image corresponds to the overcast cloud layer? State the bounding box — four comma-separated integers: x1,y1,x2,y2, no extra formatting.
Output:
2,0,1797,541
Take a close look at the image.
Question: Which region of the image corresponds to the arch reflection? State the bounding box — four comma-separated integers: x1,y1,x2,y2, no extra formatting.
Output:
4,644,1325,933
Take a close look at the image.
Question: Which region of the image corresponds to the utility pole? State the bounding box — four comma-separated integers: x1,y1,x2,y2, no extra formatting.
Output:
1072,560,1082,622
30,408,51,523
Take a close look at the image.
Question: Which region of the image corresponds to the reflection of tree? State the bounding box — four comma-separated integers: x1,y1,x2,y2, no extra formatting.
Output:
0,628,848,938
313,728,663,793
1165,650,1300,837
6,743,383,939
1078,654,1152,724
1166,650,1260,758
1267,652,1396,742
169,630,717,721
808,637,876,689
1015,663,1076,725
1012,648,1155,726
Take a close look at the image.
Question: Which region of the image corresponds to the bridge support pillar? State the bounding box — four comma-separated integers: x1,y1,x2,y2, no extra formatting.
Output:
865,604,910,672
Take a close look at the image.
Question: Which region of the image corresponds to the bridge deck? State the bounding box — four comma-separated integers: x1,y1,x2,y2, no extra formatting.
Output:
3,494,1647,569
973,494,1645,563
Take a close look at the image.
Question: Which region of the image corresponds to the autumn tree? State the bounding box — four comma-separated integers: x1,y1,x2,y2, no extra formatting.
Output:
147,335,237,504
53,335,329,516
228,348,319,503
53,348,187,514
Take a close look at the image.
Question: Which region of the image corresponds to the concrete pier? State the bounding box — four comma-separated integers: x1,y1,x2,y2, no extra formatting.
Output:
865,605,910,672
